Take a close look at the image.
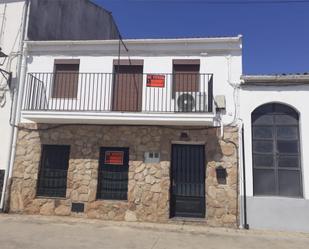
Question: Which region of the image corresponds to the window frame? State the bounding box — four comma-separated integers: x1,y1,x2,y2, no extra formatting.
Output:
36,144,70,198
172,60,201,97
251,103,303,198
52,59,80,99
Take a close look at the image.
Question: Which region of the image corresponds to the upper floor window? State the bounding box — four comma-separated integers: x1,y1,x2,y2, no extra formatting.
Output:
52,59,80,98
173,59,200,93
37,145,70,198
252,103,302,197
172,59,208,112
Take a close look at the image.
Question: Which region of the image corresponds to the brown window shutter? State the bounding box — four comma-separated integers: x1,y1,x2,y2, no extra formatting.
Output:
52,62,79,98
173,63,200,92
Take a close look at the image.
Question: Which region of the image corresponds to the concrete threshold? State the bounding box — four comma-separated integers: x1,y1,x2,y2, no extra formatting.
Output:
169,217,208,226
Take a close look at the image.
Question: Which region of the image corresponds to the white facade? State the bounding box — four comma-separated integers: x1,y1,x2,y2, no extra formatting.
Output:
240,78,309,232
20,37,242,126
0,0,27,206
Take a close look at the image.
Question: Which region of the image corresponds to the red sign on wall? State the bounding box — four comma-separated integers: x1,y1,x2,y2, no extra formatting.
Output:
146,75,165,87
105,151,124,165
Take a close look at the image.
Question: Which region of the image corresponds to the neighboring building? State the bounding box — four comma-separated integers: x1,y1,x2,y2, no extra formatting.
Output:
240,74,309,232
9,36,243,227
0,0,28,208
27,0,118,41
0,0,119,210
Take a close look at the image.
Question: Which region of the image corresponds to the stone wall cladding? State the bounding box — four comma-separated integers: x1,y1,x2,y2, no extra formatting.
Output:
10,124,238,227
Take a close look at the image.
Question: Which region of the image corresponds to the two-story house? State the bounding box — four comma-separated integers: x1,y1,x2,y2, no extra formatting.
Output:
9,36,243,227
0,0,119,210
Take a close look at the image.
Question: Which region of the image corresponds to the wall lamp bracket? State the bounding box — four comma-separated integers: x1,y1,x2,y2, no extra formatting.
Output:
0,48,8,66
0,69,12,88
0,48,12,88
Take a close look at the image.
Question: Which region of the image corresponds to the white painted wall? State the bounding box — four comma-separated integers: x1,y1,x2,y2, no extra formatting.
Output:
22,40,242,125
240,84,309,232
0,0,25,172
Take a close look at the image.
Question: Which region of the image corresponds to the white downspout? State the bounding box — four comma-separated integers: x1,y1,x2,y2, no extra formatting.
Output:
218,55,240,139
217,53,245,228
1,43,28,211
10,42,28,172
0,0,30,211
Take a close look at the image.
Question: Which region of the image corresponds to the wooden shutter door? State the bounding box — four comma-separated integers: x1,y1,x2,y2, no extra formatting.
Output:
112,65,143,112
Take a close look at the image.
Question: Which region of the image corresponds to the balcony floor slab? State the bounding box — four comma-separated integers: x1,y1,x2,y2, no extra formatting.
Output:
21,111,216,126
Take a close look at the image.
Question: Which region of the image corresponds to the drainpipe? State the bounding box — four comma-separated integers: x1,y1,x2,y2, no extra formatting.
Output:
2,42,28,212
218,102,249,229
241,124,249,229
0,0,30,212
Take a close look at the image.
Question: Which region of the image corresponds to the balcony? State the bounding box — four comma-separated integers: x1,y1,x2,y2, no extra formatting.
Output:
21,72,215,126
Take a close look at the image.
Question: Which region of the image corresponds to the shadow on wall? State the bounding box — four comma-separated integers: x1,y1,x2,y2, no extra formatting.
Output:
0,75,17,107
35,124,224,164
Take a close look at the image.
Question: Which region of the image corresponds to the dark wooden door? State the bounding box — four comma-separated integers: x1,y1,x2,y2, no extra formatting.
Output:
112,65,143,112
170,144,205,218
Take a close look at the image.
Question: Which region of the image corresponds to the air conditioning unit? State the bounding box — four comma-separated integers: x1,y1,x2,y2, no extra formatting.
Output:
175,92,207,112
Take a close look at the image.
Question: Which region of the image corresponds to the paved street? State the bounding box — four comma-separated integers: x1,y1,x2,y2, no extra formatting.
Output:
0,214,309,249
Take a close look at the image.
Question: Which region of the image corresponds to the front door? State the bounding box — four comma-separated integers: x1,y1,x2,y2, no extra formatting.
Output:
170,144,205,218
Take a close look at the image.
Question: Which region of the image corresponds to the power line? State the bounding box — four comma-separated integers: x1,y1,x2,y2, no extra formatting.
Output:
125,0,309,4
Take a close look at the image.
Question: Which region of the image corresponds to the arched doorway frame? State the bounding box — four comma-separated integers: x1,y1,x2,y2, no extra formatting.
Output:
251,102,303,197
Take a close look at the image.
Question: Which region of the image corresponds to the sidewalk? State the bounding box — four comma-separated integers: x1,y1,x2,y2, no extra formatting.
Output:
0,214,308,249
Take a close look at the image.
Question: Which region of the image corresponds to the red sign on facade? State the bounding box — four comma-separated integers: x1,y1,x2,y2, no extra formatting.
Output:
146,74,165,87
105,151,124,165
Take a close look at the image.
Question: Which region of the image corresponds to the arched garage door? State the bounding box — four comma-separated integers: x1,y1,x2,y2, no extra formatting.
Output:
252,103,302,197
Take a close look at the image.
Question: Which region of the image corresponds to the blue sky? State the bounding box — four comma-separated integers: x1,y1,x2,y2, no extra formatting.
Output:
94,0,309,74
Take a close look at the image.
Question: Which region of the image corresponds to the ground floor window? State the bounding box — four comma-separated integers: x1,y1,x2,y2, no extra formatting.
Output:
97,147,129,200
252,103,302,197
37,145,70,198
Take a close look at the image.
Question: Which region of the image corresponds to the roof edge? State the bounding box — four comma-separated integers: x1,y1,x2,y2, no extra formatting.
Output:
24,35,243,46
241,74,309,85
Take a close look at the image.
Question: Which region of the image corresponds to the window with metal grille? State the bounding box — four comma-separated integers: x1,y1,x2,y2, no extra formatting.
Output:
52,59,79,98
97,147,129,200
252,103,302,197
37,145,70,198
